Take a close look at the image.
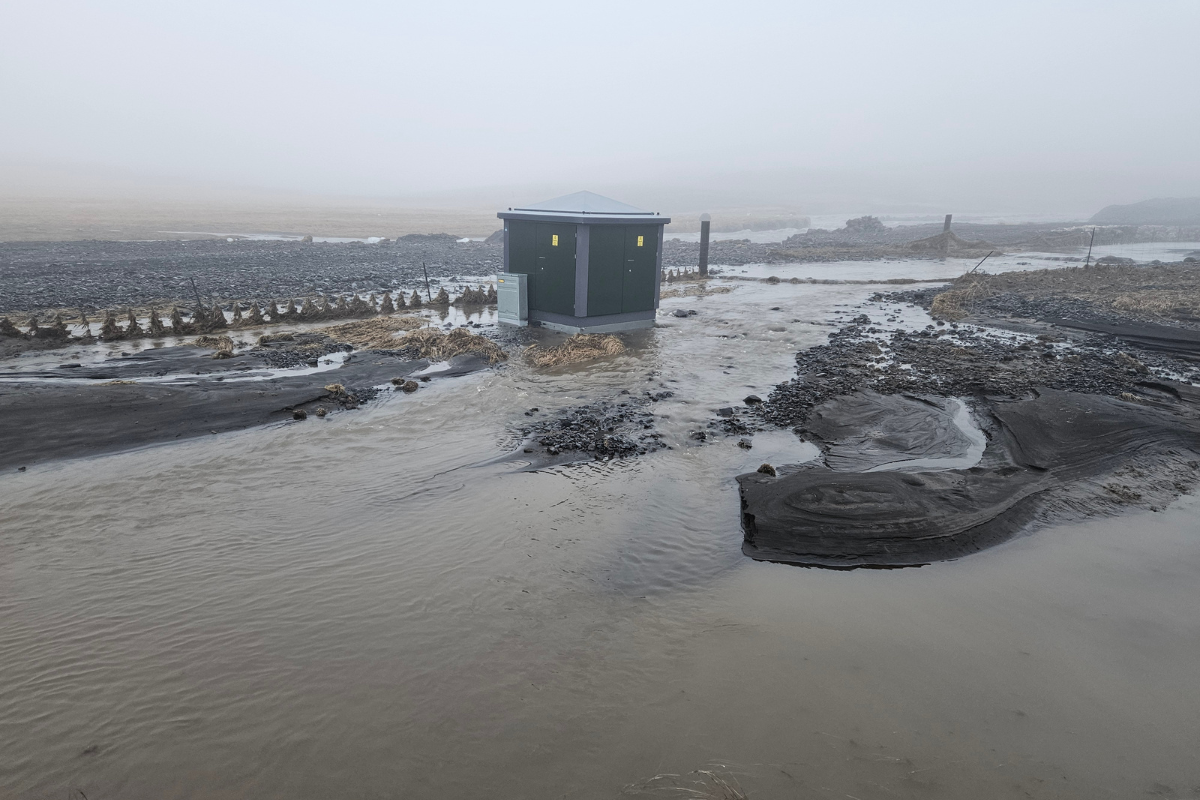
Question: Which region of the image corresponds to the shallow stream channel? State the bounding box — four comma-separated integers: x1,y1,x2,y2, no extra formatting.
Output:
3,260,1199,799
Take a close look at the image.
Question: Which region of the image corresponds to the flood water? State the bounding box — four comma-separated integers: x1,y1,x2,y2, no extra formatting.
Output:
2,267,1199,799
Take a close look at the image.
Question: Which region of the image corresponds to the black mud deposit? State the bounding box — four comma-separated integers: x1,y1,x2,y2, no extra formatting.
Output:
739,388,1200,569
518,394,667,463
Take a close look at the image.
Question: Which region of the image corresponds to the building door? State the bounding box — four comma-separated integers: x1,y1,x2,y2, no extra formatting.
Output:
622,226,658,313
533,223,576,316
586,225,625,317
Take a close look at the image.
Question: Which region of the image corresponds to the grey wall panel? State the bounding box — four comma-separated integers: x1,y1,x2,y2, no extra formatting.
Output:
654,225,664,308
574,224,590,317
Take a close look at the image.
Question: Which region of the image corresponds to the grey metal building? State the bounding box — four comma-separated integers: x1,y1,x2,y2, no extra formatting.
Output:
496,191,670,333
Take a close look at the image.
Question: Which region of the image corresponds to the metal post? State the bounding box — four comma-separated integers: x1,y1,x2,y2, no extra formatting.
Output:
943,214,953,233
1083,227,1096,268
698,213,711,276
422,262,433,302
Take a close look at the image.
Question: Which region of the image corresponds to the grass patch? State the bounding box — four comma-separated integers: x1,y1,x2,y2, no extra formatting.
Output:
403,327,507,364
320,316,425,349
524,334,626,367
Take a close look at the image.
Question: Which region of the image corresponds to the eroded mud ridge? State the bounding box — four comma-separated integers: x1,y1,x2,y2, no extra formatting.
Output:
742,388,1200,568
743,296,1200,568
0,326,500,471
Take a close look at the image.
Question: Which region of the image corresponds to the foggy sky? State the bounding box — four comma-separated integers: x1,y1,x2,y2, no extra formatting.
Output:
2,0,1197,213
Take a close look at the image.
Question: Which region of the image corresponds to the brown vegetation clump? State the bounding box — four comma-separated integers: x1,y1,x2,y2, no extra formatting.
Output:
257,332,295,345
321,316,425,349
453,285,489,305
523,334,626,367
409,290,423,308
170,306,192,334
402,327,507,364
99,310,123,340
486,284,497,303
192,334,234,356
122,309,142,337
205,304,228,331
379,292,395,315
244,302,265,326
432,287,451,306
148,308,165,337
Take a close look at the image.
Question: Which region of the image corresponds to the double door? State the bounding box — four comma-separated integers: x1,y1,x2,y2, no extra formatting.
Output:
587,225,658,316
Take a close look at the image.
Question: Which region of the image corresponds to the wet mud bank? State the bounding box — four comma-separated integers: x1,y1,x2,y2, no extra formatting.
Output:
743,277,1200,568
741,388,1200,568
0,338,493,471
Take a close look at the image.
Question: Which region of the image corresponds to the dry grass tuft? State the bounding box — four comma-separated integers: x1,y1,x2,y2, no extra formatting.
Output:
320,316,425,349
100,379,138,386
192,334,235,353
402,327,507,364
257,332,294,345
524,334,626,367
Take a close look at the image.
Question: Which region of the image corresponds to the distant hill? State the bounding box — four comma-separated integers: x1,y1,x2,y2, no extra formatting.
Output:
1090,197,1200,226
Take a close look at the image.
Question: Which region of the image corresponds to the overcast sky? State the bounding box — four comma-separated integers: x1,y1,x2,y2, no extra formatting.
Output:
2,0,1196,213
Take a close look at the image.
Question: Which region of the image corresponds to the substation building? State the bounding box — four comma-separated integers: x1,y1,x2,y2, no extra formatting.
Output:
496,191,670,333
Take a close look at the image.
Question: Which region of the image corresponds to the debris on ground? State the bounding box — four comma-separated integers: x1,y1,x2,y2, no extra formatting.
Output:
320,316,425,349
400,327,507,364
523,334,625,367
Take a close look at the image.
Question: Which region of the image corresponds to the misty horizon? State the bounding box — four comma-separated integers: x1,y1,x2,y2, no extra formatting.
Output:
3,1,1198,217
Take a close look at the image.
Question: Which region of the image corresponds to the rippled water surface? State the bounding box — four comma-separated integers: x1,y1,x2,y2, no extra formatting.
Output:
3,268,1199,799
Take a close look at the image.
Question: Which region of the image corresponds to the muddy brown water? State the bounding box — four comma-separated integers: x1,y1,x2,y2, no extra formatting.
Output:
2,272,1199,799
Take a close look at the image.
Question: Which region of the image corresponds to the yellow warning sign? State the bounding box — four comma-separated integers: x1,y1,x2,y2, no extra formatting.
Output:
551,234,559,246
637,235,644,247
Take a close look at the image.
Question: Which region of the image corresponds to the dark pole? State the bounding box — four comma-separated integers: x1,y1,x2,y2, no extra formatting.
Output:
1083,227,1096,268
422,262,433,302
943,214,953,233
698,213,711,276
964,250,994,277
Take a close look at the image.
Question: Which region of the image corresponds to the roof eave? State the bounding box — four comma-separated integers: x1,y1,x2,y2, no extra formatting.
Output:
498,210,671,225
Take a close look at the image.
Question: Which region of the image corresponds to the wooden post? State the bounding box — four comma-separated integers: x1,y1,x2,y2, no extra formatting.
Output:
943,214,953,233
698,213,711,276
1083,227,1096,267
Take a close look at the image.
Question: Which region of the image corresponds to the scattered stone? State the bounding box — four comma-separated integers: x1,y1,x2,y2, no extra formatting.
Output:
292,409,308,420
756,463,776,476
